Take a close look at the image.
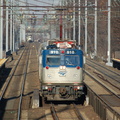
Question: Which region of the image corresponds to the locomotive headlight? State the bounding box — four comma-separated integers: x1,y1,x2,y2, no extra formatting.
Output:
63,66,66,69
74,86,83,90
77,86,81,90
42,86,48,90
45,86,48,89
60,66,66,70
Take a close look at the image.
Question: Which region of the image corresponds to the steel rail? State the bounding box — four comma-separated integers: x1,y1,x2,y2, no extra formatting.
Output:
93,71,120,90
85,70,120,99
86,62,120,87
73,103,86,120
0,48,26,101
17,45,31,120
84,72,120,119
50,103,59,120
86,60,120,90
87,58,120,76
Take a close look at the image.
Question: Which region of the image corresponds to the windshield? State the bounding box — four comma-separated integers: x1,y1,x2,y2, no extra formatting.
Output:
46,56,60,65
46,55,79,66
65,55,79,66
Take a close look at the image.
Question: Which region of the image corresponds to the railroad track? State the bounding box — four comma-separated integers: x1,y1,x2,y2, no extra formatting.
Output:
50,103,86,120
86,58,120,81
86,58,120,97
0,45,30,119
0,43,39,119
87,59,120,76
84,58,120,120
17,45,30,120
50,103,59,120
0,47,26,101
0,43,102,120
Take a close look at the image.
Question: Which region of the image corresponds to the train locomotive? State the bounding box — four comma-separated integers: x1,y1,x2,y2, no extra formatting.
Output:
39,40,85,101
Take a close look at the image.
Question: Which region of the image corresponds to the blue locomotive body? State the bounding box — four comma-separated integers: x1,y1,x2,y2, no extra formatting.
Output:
39,40,85,101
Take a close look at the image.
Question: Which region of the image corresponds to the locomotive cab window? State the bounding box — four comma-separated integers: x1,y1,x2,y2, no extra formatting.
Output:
46,55,60,65
65,55,79,66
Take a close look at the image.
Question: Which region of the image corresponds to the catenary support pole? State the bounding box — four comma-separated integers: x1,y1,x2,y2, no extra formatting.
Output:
20,24,25,45
59,0,63,40
65,1,67,39
13,0,15,52
85,0,88,54
0,0,3,58
78,0,81,45
64,0,67,39
73,0,75,40
6,0,9,52
94,0,97,56
106,0,112,66
10,0,13,51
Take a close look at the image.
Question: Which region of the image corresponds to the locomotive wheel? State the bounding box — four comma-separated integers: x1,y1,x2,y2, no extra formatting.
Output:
113,62,117,68
44,97,47,103
117,66,120,70
39,95,43,107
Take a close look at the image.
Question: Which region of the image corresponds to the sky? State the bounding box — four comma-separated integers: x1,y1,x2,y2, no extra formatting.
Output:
19,0,61,18
25,0,60,7
20,0,60,6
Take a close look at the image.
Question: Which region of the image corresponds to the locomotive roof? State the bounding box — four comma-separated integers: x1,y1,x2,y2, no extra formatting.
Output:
48,40,76,45
40,40,78,50
47,40,76,49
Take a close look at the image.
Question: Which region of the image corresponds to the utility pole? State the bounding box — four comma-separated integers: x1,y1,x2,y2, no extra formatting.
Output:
85,0,88,54
13,0,15,51
15,0,20,49
0,0,3,58
73,0,75,40
78,0,81,45
59,1,63,40
10,0,13,51
63,24,64,39
94,0,97,56
67,0,71,40
19,11,26,45
106,0,112,66
64,0,67,39
6,0,9,52
20,23,25,44
62,0,64,39
19,0,26,46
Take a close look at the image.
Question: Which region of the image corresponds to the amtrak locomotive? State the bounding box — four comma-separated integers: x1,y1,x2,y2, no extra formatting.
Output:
39,40,85,101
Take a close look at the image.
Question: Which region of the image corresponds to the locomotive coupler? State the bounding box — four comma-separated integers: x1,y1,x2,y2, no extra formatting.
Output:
59,87,67,96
